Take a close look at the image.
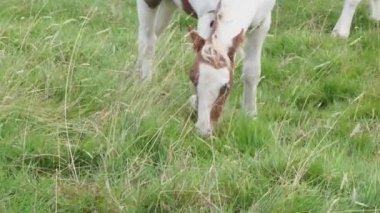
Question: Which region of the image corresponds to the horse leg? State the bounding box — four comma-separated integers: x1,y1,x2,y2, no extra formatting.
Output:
242,16,271,117
154,0,176,36
370,0,380,20
332,0,362,38
137,0,159,80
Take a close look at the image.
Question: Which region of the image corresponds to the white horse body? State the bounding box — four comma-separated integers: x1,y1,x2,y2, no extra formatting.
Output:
333,0,380,38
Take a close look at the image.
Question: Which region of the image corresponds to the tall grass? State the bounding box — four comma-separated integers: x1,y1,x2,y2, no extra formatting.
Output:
0,0,379,212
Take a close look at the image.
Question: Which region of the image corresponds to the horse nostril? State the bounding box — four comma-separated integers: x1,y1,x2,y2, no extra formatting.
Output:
210,20,214,27
199,128,212,137
196,122,213,137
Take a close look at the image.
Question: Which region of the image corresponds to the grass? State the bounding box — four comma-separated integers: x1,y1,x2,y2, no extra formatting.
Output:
0,0,379,212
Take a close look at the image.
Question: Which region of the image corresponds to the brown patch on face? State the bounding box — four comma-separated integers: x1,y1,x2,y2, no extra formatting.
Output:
188,30,206,86
210,84,230,123
190,54,201,86
144,0,162,8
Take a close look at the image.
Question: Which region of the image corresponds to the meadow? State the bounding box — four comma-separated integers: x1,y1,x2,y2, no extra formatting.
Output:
0,0,379,212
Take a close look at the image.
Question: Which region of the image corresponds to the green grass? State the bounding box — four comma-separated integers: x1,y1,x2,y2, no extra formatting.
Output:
0,0,379,212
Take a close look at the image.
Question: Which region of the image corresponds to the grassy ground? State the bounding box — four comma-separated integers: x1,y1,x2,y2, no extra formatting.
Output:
0,0,379,212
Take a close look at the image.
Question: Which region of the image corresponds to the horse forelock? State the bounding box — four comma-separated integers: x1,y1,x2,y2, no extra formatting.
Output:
198,1,232,70
200,41,230,69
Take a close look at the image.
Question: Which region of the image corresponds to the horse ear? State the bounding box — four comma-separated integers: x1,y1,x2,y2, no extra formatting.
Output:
228,29,245,61
189,30,206,52
233,29,245,48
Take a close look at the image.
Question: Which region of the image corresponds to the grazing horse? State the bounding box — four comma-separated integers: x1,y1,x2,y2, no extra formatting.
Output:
333,0,380,38
136,0,275,136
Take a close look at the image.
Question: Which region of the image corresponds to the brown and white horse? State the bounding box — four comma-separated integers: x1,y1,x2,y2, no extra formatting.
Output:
136,0,275,136
333,0,380,38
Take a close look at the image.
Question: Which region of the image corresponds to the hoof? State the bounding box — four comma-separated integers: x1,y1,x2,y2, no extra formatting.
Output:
331,29,349,39
243,104,258,118
370,15,380,21
246,111,258,119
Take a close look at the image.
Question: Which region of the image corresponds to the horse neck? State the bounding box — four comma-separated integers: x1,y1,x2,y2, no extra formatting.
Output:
188,0,220,16
211,19,245,50
211,1,252,47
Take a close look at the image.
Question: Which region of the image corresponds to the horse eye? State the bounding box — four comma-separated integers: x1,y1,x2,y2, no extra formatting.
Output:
210,20,214,27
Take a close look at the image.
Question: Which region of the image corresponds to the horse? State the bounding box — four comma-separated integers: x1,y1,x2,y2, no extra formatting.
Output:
136,0,275,136
333,0,380,38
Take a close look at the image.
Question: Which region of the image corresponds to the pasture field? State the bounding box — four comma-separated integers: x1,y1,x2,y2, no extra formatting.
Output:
0,0,379,212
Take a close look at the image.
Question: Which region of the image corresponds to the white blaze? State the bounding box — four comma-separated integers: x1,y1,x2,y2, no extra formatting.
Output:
196,63,229,136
